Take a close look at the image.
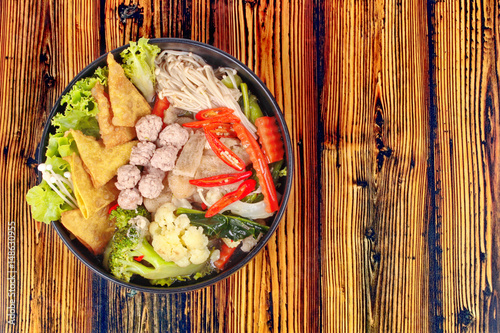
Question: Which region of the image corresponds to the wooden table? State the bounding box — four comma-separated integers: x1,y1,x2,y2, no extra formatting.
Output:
1,0,499,332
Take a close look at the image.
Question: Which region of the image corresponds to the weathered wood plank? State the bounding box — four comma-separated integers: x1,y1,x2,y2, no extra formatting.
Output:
430,0,499,331
320,0,431,331
0,0,102,332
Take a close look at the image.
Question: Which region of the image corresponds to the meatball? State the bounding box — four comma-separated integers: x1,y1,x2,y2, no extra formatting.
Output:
117,188,143,210
135,115,163,142
138,174,164,199
143,164,166,181
115,164,141,190
157,123,189,149
150,145,179,171
129,141,156,166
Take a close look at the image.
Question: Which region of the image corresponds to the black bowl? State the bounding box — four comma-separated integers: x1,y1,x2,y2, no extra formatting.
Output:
37,38,293,293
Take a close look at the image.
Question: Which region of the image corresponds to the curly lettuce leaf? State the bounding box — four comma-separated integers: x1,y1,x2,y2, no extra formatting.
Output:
120,38,160,102
26,181,72,224
52,67,108,138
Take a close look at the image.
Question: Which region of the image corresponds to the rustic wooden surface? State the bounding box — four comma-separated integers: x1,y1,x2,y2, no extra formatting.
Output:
0,0,498,332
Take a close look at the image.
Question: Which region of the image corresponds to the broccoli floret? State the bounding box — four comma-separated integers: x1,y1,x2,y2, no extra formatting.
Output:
104,224,209,283
110,206,151,229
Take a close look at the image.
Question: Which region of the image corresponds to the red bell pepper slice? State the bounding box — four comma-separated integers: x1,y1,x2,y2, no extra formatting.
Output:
152,95,170,119
204,129,246,171
195,107,234,120
205,179,256,217
189,171,252,187
204,123,237,138
233,123,279,213
182,114,241,128
214,243,237,270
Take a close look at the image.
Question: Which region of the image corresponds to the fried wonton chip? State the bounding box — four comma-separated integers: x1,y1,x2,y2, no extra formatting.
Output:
63,153,118,218
107,53,151,127
70,129,138,188
92,82,136,147
61,207,115,255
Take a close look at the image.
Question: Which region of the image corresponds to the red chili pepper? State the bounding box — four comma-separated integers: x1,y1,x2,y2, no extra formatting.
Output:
233,123,279,213
133,255,145,262
205,179,256,217
189,171,252,187
214,243,237,270
152,95,170,119
204,123,237,138
182,114,241,128
204,129,246,171
108,203,119,214
201,203,208,210
255,116,285,163
195,107,234,120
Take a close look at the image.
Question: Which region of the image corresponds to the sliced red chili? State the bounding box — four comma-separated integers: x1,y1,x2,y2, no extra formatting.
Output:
204,123,237,138
233,123,279,213
205,179,256,217
182,114,241,128
214,243,237,270
189,171,252,187
195,107,234,120
108,203,119,214
204,129,246,171
133,255,145,262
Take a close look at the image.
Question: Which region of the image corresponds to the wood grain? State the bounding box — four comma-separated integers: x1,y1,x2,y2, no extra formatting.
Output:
430,0,500,331
320,0,431,331
0,1,102,332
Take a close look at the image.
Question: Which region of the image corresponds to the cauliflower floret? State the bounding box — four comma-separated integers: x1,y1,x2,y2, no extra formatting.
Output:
149,202,210,267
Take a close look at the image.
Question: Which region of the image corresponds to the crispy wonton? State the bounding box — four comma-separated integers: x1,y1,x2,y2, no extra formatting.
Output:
63,153,118,218
70,129,138,188
107,53,151,127
91,82,136,147
60,207,115,255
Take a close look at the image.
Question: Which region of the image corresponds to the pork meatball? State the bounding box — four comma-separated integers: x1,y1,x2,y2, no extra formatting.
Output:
117,188,143,210
129,141,156,166
150,145,178,171
157,123,189,149
115,164,141,190
138,174,164,199
135,115,163,142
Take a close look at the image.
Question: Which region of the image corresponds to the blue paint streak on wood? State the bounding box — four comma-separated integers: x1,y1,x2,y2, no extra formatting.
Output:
91,273,110,333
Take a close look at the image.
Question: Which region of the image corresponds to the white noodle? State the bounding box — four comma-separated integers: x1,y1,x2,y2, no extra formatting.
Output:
155,51,257,136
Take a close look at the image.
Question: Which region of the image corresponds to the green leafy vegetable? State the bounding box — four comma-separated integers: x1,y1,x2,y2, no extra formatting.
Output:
109,206,151,229
52,67,108,138
26,181,72,224
120,37,161,102
176,208,269,241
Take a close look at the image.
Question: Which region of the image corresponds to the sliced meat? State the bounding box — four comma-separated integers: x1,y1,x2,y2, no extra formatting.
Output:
135,114,163,142
157,123,189,149
172,131,206,177
129,141,156,166
117,188,143,210
138,174,164,199
115,164,141,190
150,145,178,171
